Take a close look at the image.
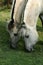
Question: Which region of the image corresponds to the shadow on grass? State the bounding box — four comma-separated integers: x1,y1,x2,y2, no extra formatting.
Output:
37,40,43,45
0,20,10,50
37,25,43,32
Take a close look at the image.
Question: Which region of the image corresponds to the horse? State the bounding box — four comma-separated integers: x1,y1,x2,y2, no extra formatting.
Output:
7,0,43,51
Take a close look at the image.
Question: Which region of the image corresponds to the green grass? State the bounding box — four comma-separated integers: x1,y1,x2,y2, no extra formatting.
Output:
0,8,43,65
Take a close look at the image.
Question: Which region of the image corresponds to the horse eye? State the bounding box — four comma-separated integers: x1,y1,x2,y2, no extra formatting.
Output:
14,33,18,36
25,35,29,38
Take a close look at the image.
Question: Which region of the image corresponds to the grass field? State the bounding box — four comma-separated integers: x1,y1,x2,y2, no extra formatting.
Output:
0,8,43,65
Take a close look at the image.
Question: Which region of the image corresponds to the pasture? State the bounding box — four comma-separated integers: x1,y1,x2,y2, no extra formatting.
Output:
0,7,43,65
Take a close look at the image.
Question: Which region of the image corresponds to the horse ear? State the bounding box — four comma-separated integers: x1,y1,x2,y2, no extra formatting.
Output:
8,19,14,30
10,19,14,24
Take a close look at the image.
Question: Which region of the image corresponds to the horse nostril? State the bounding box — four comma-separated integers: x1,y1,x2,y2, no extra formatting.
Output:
14,33,18,36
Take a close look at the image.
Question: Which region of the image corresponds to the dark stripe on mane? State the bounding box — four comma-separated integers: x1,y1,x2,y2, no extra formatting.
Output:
11,0,16,20
39,13,43,27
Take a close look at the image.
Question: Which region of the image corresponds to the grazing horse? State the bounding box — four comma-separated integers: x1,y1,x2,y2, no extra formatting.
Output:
7,0,43,51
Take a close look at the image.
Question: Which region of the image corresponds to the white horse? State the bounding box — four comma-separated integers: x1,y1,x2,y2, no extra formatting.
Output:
8,0,43,51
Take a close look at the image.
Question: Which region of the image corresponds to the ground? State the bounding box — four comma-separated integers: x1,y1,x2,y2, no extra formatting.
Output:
0,7,43,65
